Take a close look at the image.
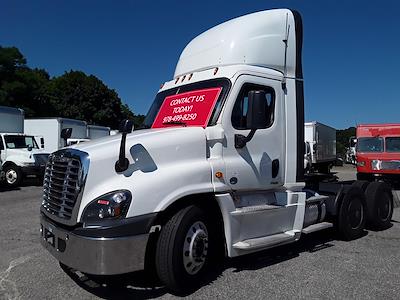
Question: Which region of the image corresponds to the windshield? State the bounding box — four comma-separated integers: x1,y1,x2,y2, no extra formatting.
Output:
386,137,400,152
142,78,231,129
357,137,383,153
4,135,38,149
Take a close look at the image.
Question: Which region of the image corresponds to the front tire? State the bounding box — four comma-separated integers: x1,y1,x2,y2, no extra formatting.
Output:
155,205,216,293
4,165,22,187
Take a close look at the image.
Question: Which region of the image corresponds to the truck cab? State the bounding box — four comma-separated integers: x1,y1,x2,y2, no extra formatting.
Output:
356,124,400,183
39,9,393,293
0,133,49,187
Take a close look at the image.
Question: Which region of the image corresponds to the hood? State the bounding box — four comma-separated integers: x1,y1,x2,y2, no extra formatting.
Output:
72,126,213,220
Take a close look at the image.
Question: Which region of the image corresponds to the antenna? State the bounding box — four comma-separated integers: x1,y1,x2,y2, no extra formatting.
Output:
282,13,290,91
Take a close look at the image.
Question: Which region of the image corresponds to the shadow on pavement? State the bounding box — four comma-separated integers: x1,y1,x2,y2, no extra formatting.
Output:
0,177,42,192
62,228,345,299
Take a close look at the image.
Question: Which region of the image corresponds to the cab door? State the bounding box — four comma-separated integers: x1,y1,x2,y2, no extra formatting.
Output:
0,136,6,164
221,75,285,191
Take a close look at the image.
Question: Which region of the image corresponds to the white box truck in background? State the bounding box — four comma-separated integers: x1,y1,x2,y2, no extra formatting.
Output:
0,106,49,187
24,118,89,153
87,125,110,140
305,121,336,173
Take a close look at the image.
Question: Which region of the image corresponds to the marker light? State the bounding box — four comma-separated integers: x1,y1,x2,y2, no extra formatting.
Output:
181,75,186,82
214,67,219,75
357,161,365,167
188,73,193,80
175,77,180,84
215,171,223,178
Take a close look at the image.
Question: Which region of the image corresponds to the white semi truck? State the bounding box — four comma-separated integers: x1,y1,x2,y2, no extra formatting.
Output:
304,121,337,173
24,118,89,153
40,9,393,293
0,106,49,187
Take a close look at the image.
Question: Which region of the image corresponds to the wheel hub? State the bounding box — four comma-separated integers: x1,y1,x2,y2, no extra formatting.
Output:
348,199,363,229
183,221,208,275
378,193,392,222
6,169,17,184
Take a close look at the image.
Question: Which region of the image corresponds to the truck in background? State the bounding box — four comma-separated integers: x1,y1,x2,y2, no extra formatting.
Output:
0,150,3,182
304,121,336,173
356,123,400,184
24,118,89,153
0,106,49,187
39,9,393,293
87,125,110,140
345,136,357,164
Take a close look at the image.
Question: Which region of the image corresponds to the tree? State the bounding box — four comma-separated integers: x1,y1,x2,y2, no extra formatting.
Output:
0,46,50,115
336,127,356,156
40,70,137,128
0,45,140,129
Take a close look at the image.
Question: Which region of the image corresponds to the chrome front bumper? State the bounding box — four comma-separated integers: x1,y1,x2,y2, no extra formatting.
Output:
40,215,149,275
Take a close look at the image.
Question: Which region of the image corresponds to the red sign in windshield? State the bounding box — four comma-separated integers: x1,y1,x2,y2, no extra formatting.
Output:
152,87,222,128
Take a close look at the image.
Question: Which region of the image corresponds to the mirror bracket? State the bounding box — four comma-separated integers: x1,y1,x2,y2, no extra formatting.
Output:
235,129,256,149
115,119,134,173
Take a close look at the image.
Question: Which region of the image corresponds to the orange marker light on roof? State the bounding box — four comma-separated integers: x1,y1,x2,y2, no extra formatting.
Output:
181,75,186,82
214,67,219,75
188,73,193,80
175,77,180,84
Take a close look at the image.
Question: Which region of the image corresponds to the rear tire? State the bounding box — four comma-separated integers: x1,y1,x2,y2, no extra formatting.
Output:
155,205,216,293
365,182,393,230
337,186,367,240
351,180,370,192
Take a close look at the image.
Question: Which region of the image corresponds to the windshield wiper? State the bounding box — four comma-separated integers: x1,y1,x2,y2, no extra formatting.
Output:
162,121,187,127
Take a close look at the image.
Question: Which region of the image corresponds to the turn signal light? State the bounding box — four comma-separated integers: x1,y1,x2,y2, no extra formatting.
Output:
215,171,223,178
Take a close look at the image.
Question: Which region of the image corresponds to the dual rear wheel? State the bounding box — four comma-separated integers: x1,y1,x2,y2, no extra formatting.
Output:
337,181,394,240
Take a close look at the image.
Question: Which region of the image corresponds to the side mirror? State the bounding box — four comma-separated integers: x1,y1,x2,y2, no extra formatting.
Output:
246,90,268,130
115,119,134,173
61,128,73,147
235,90,267,148
119,119,134,134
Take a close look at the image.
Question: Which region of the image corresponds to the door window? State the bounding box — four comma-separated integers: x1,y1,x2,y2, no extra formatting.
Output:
231,84,275,130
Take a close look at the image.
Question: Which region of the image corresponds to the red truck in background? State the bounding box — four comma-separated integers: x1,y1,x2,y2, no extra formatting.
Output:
356,123,400,184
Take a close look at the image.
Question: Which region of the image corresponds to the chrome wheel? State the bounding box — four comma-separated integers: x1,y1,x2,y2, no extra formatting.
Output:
183,221,208,275
6,169,18,185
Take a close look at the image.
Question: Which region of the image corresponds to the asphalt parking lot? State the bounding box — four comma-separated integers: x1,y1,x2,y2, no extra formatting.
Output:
0,166,399,300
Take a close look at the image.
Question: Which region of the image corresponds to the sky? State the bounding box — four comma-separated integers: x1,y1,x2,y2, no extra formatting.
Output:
1,0,399,129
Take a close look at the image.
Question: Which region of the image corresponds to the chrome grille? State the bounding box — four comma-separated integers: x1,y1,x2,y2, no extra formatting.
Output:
42,154,82,220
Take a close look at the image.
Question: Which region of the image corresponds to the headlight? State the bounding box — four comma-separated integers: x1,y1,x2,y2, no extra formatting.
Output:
81,190,132,224
371,160,382,170
357,161,365,167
